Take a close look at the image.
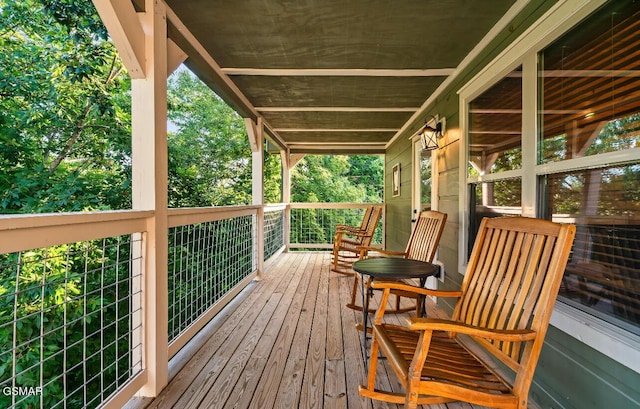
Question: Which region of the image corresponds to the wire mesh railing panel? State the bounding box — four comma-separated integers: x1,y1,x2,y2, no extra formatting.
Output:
0,235,144,409
168,215,256,342
264,210,285,261
289,207,383,249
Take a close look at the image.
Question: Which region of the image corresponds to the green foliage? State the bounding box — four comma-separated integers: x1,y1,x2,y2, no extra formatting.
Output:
167,68,283,207
289,155,384,248
0,0,132,214
264,152,282,204
0,239,136,409
291,155,383,203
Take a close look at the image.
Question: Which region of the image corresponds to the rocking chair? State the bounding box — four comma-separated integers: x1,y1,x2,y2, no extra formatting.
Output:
331,206,382,275
347,210,447,314
359,217,576,409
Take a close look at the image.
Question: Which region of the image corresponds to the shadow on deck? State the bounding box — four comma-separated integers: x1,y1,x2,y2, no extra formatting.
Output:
125,252,498,409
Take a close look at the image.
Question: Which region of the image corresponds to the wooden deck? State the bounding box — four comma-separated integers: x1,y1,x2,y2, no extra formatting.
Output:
126,252,497,409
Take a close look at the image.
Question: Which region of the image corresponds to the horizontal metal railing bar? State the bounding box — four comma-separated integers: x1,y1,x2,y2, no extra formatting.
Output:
167,205,260,227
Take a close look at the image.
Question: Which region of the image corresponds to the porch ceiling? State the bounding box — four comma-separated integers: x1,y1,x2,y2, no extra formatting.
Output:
164,0,519,154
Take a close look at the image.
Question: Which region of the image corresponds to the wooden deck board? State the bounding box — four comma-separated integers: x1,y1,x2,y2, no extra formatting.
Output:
129,252,522,409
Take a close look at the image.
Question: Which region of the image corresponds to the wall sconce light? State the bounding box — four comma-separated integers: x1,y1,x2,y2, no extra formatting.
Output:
416,116,445,151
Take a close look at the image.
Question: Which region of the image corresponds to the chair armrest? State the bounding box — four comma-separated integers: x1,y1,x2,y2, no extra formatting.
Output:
355,247,408,257
335,226,365,234
405,318,537,342
371,280,462,298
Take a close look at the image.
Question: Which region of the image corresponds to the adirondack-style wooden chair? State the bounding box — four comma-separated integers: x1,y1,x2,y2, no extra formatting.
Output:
347,210,447,314
331,206,382,275
359,217,576,409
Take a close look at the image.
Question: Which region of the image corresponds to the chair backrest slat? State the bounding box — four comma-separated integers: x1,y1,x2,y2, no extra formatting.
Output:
357,206,382,247
405,211,447,263
359,206,374,231
453,217,576,370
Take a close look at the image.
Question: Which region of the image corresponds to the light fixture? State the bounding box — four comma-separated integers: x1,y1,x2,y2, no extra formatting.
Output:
416,116,445,150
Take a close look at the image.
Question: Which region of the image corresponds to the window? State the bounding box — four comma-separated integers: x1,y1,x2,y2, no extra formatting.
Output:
468,66,523,176
419,151,432,210
466,66,523,254
460,0,640,370
538,1,640,335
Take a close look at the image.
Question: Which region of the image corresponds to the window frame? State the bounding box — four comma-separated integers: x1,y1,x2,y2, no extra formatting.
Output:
458,0,640,373
411,129,439,214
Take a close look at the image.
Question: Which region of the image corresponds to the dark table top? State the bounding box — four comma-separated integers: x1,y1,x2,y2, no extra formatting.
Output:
352,258,438,280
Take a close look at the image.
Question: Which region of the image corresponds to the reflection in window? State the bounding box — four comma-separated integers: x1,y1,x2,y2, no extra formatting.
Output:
468,66,522,176
542,165,640,334
538,1,640,334
539,2,640,163
468,178,521,257
420,152,432,211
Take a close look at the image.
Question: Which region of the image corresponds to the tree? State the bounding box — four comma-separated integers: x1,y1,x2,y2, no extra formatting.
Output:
167,68,283,207
291,155,383,203
289,154,384,247
0,0,132,213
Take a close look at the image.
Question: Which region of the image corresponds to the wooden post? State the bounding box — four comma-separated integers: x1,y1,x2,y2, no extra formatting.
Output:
247,118,265,279
131,0,169,396
281,149,291,252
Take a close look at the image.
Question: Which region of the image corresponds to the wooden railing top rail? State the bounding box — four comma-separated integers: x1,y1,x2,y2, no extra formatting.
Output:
168,205,260,228
0,210,153,254
289,202,383,209
264,203,287,212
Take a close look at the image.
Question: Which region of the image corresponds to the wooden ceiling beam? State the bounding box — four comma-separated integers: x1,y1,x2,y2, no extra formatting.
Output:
221,68,455,77
92,0,145,78
167,39,187,76
257,107,418,112
274,128,397,132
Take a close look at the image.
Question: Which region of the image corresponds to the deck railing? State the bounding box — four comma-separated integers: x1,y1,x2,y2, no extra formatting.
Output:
0,211,151,409
263,204,286,261
0,203,380,408
288,203,384,250
166,206,260,356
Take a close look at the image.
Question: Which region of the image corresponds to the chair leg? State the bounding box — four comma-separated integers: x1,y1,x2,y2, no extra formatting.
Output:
366,333,381,391
349,274,360,307
405,381,420,409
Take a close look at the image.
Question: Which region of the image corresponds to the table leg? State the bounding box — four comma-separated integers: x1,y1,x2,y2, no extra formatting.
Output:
360,273,368,370
419,277,427,317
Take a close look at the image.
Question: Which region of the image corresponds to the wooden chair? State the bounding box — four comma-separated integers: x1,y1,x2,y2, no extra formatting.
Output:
331,206,382,275
359,217,576,409
334,205,374,235
347,210,447,314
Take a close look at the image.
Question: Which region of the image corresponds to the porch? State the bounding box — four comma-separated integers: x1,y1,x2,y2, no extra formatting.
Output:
2,0,640,408
124,251,500,409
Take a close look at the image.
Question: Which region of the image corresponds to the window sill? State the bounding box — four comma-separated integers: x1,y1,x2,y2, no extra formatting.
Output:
550,302,640,374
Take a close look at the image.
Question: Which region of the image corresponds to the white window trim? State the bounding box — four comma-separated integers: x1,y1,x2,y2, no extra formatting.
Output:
412,133,441,295
458,0,640,373
411,123,440,214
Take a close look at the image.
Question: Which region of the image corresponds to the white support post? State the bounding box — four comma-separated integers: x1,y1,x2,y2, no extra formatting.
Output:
249,118,265,279
281,149,291,252
131,0,169,396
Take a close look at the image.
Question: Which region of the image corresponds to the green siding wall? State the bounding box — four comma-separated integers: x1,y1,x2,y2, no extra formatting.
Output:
384,141,413,252
532,327,640,409
383,0,640,407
